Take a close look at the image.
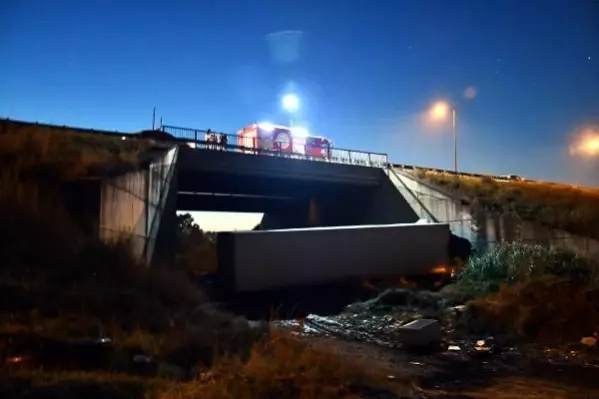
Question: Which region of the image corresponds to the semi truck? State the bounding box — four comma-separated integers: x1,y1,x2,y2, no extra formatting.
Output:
216,222,451,293
237,122,332,159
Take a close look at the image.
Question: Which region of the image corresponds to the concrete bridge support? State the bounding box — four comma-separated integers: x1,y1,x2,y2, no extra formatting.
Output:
259,169,419,229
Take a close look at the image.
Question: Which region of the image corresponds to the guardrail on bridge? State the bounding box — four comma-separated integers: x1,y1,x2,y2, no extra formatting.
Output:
160,124,388,168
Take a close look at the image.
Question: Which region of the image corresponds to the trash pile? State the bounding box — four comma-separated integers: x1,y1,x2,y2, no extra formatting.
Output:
272,287,599,370
273,288,455,348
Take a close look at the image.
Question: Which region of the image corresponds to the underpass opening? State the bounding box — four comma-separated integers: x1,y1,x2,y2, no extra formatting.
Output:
178,210,264,233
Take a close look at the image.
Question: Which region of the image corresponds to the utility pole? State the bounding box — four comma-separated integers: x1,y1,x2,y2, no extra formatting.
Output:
452,107,458,175
152,107,156,130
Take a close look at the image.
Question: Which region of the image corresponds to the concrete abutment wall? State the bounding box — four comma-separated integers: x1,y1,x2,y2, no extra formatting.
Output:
392,168,599,258
98,146,179,264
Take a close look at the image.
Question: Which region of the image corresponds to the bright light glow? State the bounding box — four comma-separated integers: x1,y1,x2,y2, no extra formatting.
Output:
181,211,263,232
291,126,309,137
258,122,275,132
282,93,300,113
430,101,450,120
569,126,599,157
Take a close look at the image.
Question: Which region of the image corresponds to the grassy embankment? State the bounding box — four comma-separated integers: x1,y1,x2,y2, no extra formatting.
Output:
415,170,599,240
0,123,404,398
444,242,599,345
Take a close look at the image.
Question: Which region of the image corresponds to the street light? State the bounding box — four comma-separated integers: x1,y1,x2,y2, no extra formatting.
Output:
569,127,599,157
282,93,300,126
430,100,458,174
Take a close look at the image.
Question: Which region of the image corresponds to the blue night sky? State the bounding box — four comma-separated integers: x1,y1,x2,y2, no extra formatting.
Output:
1,0,598,189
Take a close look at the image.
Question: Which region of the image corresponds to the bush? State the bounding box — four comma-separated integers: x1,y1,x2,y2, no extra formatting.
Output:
455,242,599,295
174,213,217,277
0,186,261,368
461,276,599,344
450,243,599,344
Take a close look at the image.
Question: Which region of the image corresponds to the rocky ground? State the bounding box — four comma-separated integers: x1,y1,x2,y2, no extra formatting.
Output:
3,285,599,398
273,288,599,398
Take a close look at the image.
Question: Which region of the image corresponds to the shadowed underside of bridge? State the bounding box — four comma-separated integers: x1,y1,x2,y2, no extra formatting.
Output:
175,146,419,229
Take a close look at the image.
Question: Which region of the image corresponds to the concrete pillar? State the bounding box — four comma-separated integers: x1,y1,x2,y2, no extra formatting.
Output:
308,198,319,226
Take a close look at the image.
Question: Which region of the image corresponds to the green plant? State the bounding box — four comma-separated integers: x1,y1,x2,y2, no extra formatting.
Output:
175,213,217,276
420,173,599,239
455,242,599,295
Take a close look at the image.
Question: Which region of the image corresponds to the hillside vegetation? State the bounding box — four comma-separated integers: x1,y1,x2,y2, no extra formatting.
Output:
417,170,599,240
0,119,159,182
0,121,401,398
446,242,599,345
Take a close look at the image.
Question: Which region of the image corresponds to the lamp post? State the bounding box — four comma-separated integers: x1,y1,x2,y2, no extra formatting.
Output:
430,101,458,174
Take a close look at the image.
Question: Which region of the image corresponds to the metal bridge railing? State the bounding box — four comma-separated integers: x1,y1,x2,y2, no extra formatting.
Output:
160,124,388,168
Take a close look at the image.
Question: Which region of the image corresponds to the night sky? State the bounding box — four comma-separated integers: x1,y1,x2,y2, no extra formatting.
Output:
1,0,598,186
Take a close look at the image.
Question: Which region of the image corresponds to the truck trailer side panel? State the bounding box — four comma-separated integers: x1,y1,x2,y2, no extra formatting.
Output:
217,223,450,293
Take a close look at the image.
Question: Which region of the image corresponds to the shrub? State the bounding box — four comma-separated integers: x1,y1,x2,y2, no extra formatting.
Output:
461,276,599,344
414,168,427,180
451,243,599,344
174,213,217,276
0,186,259,369
455,242,599,295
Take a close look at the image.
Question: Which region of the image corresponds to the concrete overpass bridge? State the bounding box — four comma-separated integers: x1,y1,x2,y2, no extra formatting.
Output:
94,123,450,266
175,145,419,229
2,118,466,272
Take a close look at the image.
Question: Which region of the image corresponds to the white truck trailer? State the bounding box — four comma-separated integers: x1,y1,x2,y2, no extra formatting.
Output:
217,222,451,293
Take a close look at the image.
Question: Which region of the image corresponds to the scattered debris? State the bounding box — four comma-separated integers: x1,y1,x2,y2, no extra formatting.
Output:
396,319,442,349
581,336,597,347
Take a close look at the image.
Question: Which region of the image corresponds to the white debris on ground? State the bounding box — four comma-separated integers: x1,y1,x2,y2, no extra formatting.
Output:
271,287,599,371
396,319,442,348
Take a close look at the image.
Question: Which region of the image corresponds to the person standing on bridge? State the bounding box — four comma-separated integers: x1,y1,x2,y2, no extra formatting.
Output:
207,129,219,151
220,133,228,150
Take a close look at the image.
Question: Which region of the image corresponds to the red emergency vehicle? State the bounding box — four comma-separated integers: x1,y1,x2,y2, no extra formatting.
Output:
237,123,332,159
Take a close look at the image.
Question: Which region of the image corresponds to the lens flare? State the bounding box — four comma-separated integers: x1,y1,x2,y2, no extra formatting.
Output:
569,125,599,157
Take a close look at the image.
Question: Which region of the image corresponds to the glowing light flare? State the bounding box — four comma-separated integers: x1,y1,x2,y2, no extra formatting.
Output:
290,126,309,137
258,122,275,132
464,86,477,100
430,101,450,121
569,126,599,157
282,93,300,113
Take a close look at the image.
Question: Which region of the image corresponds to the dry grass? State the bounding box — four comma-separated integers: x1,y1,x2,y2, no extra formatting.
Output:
0,119,155,182
418,171,599,239
171,331,398,399
0,179,259,370
450,243,599,344
459,275,599,344
0,123,399,398
425,377,599,399
467,377,599,399
1,332,403,399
